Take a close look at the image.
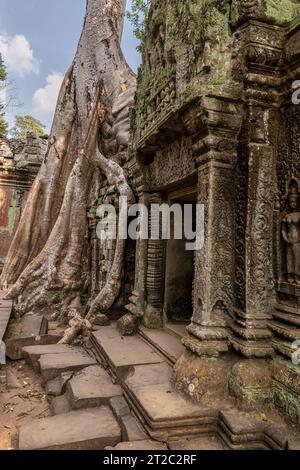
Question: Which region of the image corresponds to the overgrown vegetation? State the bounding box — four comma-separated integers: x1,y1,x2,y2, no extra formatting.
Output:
0,54,8,137
126,0,150,42
11,114,46,138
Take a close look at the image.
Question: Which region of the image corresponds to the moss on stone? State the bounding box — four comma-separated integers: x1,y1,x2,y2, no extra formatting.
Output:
266,0,300,25
45,291,64,305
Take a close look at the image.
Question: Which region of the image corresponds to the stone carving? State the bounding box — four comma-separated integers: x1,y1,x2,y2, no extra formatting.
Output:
281,180,300,285
126,0,300,425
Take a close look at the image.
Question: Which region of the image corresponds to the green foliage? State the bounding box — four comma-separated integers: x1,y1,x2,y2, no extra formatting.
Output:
11,114,46,139
126,0,151,42
0,53,8,137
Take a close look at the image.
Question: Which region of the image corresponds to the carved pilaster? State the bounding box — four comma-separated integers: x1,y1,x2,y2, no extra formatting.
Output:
144,193,164,328
230,20,285,357
231,142,276,357
182,95,242,357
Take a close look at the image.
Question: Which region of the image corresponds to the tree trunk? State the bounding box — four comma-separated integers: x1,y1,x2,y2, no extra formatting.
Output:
0,0,136,324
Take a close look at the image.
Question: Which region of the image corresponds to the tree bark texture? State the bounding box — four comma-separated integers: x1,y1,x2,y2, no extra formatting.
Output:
0,0,136,327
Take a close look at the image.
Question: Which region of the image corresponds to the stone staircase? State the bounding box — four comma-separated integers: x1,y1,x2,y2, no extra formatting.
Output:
13,323,300,450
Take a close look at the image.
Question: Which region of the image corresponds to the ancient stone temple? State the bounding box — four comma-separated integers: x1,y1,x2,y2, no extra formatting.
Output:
4,0,300,452
112,0,300,425
0,135,46,272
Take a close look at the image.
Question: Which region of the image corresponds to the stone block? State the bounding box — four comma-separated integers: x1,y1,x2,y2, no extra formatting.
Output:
39,351,97,382
6,334,61,361
66,365,122,409
19,407,121,450
22,344,75,371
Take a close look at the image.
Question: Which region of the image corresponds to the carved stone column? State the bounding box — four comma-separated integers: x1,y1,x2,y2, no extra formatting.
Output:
182,95,242,357
229,20,285,357
144,192,164,328
120,150,151,332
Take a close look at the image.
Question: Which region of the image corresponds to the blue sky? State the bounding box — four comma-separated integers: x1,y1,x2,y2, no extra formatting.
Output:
0,0,140,133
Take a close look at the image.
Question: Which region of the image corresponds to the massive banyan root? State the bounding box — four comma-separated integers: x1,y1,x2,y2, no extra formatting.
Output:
1,0,136,331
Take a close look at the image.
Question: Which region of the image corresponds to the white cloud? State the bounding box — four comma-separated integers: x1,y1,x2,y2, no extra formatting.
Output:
32,72,63,115
0,33,39,76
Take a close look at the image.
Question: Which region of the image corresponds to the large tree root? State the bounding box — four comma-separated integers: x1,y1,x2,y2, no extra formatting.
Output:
1,1,136,329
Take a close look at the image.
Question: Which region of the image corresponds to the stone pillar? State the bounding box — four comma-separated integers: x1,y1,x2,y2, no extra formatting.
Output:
119,153,153,334
231,141,276,357
125,192,150,320
230,20,285,358
144,192,164,328
182,95,242,357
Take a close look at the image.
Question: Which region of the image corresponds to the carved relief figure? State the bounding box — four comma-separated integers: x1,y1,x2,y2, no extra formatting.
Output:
282,180,300,284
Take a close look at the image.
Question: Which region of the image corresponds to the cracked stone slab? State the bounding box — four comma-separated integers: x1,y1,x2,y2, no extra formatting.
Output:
22,344,78,371
66,365,122,409
6,334,61,361
19,407,121,450
92,326,164,379
39,351,97,382
46,372,73,397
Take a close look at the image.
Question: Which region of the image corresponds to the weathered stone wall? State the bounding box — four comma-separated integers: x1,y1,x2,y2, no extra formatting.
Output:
87,167,136,318
0,135,46,272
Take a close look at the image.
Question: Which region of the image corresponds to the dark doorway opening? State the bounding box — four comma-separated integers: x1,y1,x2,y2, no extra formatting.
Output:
164,190,197,323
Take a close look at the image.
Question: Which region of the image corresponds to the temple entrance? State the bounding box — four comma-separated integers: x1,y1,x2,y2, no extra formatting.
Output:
164,187,197,323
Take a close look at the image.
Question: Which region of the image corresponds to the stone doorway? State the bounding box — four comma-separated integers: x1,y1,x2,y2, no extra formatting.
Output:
163,187,197,324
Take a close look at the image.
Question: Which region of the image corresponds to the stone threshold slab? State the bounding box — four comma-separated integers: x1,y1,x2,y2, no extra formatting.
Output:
91,326,165,379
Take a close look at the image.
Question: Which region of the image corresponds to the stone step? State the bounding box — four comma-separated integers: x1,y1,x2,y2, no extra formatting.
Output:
138,327,185,364
19,407,121,450
39,351,97,382
6,334,61,361
22,344,77,371
218,409,288,450
46,372,73,397
123,363,218,441
66,365,122,410
91,326,164,380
